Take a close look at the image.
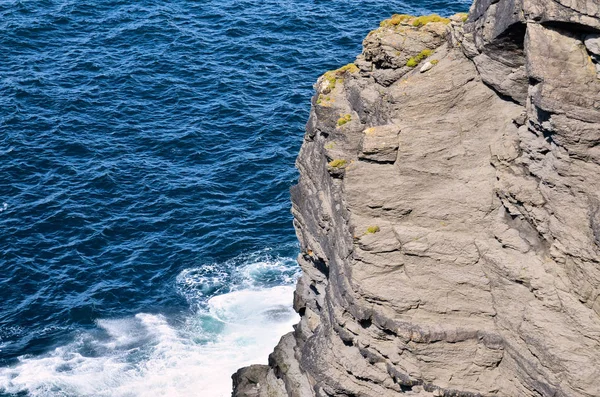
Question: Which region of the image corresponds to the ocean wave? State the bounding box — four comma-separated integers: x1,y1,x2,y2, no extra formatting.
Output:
176,248,300,309
0,253,298,397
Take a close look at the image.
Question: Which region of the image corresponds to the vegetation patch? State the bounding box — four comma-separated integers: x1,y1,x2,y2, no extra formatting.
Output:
322,63,359,93
323,72,342,92
328,159,347,168
317,94,334,107
338,63,359,74
366,226,380,234
379,13,450,30
380,14,413,27
456,13,468,22
406,49,433,67
412,14,450,27
431,59,439,65
337,114,352,126
324,142,336,150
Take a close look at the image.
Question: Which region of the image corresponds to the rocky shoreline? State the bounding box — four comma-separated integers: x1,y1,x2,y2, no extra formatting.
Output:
233,1,600,396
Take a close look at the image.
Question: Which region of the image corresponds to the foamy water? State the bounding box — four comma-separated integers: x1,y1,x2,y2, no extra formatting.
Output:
0,255,299,397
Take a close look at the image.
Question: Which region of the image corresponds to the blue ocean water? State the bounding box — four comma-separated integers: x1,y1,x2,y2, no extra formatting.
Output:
0,1,470,396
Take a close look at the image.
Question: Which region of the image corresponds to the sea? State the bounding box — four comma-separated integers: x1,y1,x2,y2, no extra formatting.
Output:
0,1,470,396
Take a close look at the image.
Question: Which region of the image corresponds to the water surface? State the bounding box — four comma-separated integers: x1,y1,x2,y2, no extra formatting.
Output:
0,1,470,395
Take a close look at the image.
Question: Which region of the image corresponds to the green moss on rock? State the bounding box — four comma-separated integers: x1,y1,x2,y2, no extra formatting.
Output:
412,14,450,27
337,114,352,126
379,13,450,30
366,226,380,234
328,159,347,168
456,12,469,22
406,58,418,68
380,14,413,27
406,49,434,67
321,63,359,93
317,94,334,107
339,63,359,74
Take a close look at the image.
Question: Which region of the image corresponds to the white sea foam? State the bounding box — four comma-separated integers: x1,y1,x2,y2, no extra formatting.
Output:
0,254,299,397
0,203,7,213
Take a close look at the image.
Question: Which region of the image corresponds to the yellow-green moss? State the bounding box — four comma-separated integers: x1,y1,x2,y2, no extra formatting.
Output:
339,63,359,74
380,14,413,27
366,226,380,234
406,58,418,68
317,94,334,107
456,12,468,22
328,159,347,168
337,114,352,126
380,13,450,29
322,63,359,92
431,59,439,65
324,142,336,150
323,71,342,91
412,14,450,27
406,48,434,67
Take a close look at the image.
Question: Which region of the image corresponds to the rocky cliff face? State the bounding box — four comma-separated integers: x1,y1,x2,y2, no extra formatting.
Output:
232,1,600,396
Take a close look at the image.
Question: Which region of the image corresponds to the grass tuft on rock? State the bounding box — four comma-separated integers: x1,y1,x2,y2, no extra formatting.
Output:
322,63,360,93
379,13,450,30
317,94,334,107
456,13,469,22
337,114,352,126
339,63,359,74
380,14,413,27
323,72,342,92
412,14,450,27
328,159,347,168
407,49,433,67
366,226,380,234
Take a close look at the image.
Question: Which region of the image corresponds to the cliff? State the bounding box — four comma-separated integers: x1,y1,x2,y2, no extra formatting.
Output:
233,1,600,396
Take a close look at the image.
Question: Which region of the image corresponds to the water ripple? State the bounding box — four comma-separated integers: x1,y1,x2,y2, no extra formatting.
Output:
0,0,470,394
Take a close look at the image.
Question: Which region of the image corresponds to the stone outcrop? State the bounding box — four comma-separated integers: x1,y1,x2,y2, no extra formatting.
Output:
233,1,600,396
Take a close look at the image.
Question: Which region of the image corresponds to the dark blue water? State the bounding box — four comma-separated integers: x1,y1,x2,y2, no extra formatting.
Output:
0,1,470,395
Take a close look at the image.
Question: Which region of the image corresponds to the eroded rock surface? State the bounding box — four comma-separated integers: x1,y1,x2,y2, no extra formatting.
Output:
233,1,600,396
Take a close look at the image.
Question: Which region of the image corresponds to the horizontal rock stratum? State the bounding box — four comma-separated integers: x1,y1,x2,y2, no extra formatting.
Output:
232,0,600,396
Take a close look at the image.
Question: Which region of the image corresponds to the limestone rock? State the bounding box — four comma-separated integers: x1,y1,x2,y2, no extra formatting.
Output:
359,125,400,163
419,61,434,73
585,34,600,56
233,2,600,397
362,16,449,86
232,365,286,397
